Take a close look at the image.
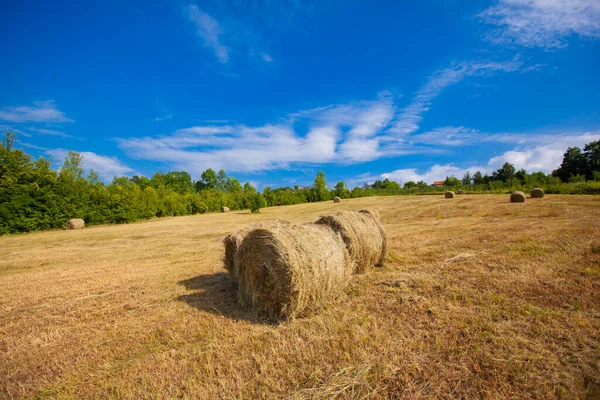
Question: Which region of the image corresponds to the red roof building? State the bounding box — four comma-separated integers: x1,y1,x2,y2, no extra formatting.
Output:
432,180,445,187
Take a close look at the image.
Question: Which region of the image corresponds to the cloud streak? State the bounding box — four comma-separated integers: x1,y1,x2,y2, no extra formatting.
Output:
186,5,230,63
388,60,523,135
0,100,73,123
479,0,600,49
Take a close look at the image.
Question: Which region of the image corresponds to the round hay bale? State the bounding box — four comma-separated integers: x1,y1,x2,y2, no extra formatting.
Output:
530,188,544,198
333,196,341,203
66,218,84,230
510,191,526,203
315,210,386,273
445,191,455,199
236,223,351,319
221,206,230,213
359,209,380,219
223,220,290,283
456,190,465,195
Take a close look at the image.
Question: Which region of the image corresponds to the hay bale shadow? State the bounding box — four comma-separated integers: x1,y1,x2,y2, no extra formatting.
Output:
177,272,275,325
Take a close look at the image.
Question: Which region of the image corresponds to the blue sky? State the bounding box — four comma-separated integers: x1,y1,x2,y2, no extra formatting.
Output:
1,0,599,188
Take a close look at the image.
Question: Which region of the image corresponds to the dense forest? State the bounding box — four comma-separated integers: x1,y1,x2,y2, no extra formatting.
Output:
1,130,599,234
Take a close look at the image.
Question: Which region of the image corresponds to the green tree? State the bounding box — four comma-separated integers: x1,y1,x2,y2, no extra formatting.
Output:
554,147,586,182
403,181,417,189
461,171,472,185
583,140,600,180
313,171,329,201
493,162,516,185
472,171,484,185
334,181,349,198
444,176,461,187
196,168,218,191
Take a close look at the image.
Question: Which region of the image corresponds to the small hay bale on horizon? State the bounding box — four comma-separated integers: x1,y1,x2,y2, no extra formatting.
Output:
456,190,465,195
445,191,455,199
315,210,386,273
333,196,341,203
510,191,526,203
223,220,290,283
66,218,85,230
236,223,352,319
531,188,545,198
221,206,230,213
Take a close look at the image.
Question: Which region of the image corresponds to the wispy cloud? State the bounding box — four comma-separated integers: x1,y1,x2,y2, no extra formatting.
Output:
26,127,81,140
0,100,73,123
260,52,273,63
117,58,550,175
46,149,133,182
479,0,600,49
155,114,174,122
186,5,230,63
388,60,523,136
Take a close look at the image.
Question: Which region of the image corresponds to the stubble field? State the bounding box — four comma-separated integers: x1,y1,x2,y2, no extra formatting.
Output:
1,194,599,399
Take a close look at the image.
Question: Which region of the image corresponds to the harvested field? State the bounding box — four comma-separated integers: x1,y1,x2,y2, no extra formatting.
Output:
1,195,600,399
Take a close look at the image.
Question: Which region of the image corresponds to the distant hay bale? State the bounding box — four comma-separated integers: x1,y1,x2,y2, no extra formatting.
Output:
221,206,230,213
456,190,465,195
223,220,290,283
66,218,84,230
510,191,526,203
530,188,545,198
315,210,386,273
333,196,341,203
445,191,455,199
236,223,351,319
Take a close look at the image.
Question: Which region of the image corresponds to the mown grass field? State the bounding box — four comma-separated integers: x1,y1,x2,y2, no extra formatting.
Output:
1,194,600,399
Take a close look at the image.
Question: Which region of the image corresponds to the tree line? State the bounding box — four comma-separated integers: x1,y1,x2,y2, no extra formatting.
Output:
1,130,599,234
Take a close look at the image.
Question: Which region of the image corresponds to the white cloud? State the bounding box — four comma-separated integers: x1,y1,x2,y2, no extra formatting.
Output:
186,5,230,63
480,0,600,49
389,60,523,135
0,100,73,123
487,131,599,172
46,149,133,181
379,164,485,186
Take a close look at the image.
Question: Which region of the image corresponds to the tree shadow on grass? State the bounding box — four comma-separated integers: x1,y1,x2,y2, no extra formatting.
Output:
177,272,276,325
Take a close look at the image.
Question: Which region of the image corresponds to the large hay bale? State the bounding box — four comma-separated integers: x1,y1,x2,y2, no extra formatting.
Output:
530,188,544,198
359,209,380,219
66,218,84,230
221,206,230,213
510,191,526,203
445,191,455,198
456,190,465,195
223,220,290,283
333,196,341,203
236,223,351,319
315,210,386,273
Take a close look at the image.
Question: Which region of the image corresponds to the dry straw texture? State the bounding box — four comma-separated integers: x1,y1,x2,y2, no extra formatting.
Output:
235,223,351,319
223,220,289,283
315,210,386,273
445,191,455,199
333,197,341,203
531,188,545,198
359,209,380,219
66,218,84,230
510,191,526,203
221,206,230,213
